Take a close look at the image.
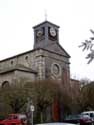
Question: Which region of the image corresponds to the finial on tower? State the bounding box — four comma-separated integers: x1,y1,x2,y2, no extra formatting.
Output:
44,9,47,21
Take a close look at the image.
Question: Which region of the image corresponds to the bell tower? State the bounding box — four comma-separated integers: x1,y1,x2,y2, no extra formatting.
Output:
33,21,60,49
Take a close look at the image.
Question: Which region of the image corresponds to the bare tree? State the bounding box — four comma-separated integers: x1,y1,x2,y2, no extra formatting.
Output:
0,79,61,122
80,82,94,111
79,29,94,63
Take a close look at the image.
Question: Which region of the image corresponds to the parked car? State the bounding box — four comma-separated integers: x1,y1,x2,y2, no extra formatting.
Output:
36,123,77,125
63,114,92,125
0,114,27,125
7,114,27,120
81,111,94,122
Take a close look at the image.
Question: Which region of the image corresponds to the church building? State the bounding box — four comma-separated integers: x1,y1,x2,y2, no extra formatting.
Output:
0,20,70,88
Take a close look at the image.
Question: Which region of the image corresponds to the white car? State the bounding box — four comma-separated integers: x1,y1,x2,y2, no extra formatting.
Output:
81,111,94,121
36,123,78,125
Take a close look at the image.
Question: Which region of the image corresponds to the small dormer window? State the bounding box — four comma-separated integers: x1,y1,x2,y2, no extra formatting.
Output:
11,61,13,65
25,56,28,60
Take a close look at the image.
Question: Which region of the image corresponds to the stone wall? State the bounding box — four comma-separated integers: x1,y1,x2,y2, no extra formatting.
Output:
0,48,70,86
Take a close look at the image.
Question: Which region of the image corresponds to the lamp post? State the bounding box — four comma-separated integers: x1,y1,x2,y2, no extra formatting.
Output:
26,98,35,125
30,105,35,125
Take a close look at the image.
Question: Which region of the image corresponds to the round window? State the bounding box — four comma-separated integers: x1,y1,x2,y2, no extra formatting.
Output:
52,63,60,75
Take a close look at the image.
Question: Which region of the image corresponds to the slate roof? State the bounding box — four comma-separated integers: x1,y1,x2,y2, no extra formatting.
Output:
44,42,70,58
0,47,70,63
33,20,60,29
0,64,37,74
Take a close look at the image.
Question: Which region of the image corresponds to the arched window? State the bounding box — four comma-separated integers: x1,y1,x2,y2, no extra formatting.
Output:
25,56,28,60
2,81,10,88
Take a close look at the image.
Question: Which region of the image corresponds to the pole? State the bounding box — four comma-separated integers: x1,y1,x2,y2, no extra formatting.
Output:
30,105,34,125
32,111,33,125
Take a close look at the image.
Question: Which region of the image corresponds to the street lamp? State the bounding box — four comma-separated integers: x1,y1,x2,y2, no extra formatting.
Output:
30,105,35,125
26,98,35,125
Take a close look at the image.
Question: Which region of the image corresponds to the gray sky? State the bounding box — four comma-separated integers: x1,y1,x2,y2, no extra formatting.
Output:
0,0,94,81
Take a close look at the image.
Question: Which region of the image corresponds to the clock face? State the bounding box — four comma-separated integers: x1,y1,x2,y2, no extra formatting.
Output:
36,29,43,37
50,27,56,37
